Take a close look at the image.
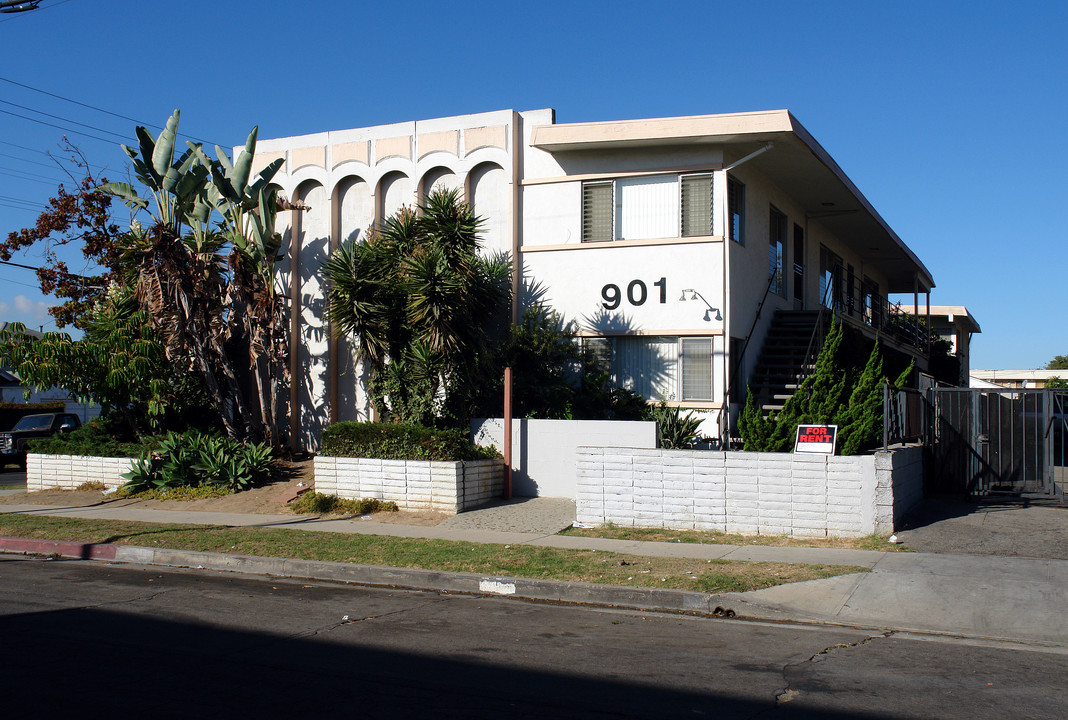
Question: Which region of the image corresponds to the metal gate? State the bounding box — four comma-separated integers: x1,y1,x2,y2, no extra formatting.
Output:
925,388,1066,497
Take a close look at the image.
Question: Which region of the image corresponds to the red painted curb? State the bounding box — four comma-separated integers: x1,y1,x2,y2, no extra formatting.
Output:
0,537,117,560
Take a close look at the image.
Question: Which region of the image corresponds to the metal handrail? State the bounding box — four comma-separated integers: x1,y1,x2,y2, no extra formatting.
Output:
720,271,777,446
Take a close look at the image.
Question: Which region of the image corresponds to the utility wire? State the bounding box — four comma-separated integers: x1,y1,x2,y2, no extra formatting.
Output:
0,0,75,23
0,169,63,185
0,164,66,183
0,139,48,155
0,107,116,144
0,73,221,146
0,98,131,141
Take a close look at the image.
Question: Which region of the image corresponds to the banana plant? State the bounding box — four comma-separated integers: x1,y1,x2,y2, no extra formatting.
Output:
97,110,214,247
193,127,285,274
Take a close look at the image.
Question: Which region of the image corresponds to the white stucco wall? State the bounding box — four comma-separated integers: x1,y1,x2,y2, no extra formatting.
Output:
471,418,657,497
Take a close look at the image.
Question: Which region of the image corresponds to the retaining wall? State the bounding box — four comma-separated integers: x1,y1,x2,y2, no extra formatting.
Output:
313,456,505,514
576,445,925,537
26,453,133,491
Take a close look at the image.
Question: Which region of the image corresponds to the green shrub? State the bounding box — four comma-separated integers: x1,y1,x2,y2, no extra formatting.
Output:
120,431,274,494
117,484,230,501
289,491,399,515
320,422,500,461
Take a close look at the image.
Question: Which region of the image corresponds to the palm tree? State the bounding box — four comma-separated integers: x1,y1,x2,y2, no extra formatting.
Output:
325,188,510,426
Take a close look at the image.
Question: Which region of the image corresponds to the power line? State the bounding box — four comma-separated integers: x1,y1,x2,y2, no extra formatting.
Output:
0,169,63,185
0,0,74,23
0,98,131,142
0,139,48,155
0,164,66,183
0,73,221,146
0,149,67,170
0,106,116,144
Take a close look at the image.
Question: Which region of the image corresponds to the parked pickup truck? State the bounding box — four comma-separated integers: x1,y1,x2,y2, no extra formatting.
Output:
0,413,81,470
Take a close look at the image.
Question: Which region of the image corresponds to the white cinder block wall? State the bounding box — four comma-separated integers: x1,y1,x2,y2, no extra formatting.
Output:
313,457,504,514
577,446,924,537
26,454,133,491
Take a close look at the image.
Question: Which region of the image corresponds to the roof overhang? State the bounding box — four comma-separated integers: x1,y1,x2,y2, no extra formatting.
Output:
530,110,934,294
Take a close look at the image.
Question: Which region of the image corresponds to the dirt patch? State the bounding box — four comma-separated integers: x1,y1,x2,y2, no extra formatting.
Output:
0,459,447,526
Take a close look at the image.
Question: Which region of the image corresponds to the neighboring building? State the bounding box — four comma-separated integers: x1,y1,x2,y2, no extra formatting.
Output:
903,305,981,387
0,322,100,423
971,369,1067,389
255,109,936,449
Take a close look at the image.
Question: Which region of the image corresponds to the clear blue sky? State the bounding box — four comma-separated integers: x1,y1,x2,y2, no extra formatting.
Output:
0,0,1064,370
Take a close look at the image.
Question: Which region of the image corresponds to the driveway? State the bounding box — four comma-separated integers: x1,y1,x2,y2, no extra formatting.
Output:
895,496,1068,559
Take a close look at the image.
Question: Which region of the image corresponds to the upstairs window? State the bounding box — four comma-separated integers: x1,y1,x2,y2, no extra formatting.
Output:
582,173,714,243
769,206,786,296
680,174,712,237
728,175,745,244
582,182,613,243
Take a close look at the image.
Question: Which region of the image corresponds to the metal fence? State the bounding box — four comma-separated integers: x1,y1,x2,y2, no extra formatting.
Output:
921,388,1065,498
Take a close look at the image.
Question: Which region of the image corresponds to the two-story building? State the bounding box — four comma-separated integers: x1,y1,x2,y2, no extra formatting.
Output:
253,109,935,450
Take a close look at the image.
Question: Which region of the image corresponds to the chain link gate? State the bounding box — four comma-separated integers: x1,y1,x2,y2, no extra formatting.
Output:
923,388,1066,498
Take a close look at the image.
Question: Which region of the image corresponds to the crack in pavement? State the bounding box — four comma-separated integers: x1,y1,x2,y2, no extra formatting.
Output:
748,630,896,718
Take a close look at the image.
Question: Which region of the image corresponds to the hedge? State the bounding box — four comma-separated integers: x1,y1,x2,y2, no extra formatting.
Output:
320,422,499,462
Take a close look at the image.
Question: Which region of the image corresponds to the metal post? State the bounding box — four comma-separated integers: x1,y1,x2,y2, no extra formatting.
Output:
503,366,513,499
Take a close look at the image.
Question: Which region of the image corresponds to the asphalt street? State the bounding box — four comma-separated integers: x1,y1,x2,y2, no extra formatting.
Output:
2,555,1065,719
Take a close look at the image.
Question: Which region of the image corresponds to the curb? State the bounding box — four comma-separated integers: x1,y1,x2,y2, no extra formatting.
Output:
0,537,734,617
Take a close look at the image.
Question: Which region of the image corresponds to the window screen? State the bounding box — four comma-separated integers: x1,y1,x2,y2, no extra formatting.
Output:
582,182,613,243
680,174,712,237
681,338,713,401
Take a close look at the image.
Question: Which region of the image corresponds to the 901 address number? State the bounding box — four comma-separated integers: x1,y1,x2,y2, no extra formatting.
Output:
601,277,667,310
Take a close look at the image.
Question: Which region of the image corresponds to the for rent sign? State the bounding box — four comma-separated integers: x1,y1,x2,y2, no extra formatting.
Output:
794,425,838,454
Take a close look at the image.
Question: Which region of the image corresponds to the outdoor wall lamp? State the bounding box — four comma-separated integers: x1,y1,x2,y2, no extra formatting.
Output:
680,288,721,322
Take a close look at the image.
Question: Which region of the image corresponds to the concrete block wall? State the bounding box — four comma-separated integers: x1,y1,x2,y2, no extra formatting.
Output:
26,453,134,491
873,445,925,534
313,457,505,514
576,448,923,538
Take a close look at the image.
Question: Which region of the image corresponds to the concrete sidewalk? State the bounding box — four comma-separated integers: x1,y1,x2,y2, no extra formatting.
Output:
2,500,1067,648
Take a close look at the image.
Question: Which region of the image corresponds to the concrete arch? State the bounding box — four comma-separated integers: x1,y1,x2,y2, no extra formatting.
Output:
335,174,374,244
460,146,510,175
468,161,509,253
419,165,462,203
289,179,330,452
378,170,413,223
327,162,372,197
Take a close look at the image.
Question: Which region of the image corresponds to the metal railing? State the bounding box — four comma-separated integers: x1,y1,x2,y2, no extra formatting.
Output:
823,264,930,354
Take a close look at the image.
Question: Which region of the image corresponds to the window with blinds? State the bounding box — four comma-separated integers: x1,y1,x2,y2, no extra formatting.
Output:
680,174,712,237
582,182,613,243
582,173,715,243
681,337,713,401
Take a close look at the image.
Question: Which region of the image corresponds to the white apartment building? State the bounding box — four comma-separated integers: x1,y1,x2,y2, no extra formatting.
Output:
253,109,935,449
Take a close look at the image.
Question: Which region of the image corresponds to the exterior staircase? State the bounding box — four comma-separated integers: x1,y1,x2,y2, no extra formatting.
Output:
747,310,828,414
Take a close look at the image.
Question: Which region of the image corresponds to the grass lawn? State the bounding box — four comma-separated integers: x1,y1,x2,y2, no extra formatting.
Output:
561,524,912,552
0,513,868,594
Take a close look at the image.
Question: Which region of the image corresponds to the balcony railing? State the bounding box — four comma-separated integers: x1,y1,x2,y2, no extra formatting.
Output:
822,265,930,354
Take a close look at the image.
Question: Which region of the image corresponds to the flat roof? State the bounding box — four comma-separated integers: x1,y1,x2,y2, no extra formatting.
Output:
904,305,981,333
530,110,934,294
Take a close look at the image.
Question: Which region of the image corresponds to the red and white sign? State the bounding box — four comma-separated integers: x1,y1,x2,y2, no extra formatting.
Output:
794,425,838,454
